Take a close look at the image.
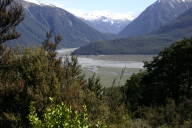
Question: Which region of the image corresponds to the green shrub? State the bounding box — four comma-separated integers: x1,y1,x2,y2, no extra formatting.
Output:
28,99,107,128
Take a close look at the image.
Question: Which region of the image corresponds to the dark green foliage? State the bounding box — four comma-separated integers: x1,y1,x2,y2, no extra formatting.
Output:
0,48,61,127
134,99,192,128
125,38,192,107
143,38,192,104
124,72,148,111
123,38,192,127
0,30,83,127
0,0,23,44
86,74,103,98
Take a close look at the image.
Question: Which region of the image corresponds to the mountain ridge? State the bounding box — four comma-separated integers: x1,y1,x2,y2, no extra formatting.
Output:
9,0,112,48
119,0,192,37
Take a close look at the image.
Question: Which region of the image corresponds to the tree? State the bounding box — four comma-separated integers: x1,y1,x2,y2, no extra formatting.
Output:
125,38,192,107
86,74,103,98
42,31,62,54
0,0,23,44
124,71,148,111
143,38,192,103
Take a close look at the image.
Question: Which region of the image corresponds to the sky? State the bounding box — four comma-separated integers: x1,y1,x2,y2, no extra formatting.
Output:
27,0,157,20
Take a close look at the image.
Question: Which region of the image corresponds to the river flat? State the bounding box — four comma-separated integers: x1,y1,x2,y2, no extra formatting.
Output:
57,49,154,86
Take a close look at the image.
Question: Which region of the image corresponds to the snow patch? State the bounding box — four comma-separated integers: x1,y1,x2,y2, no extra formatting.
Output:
68,9,136,21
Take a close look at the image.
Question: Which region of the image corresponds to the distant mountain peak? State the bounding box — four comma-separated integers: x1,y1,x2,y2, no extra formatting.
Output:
70,10,133,34
81,16,131,34
69,10,136,21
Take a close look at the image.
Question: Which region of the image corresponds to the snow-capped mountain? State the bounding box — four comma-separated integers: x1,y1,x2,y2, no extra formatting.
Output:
69,10,135,34
120,0,192,37
81,17,131,34
73,10,135,21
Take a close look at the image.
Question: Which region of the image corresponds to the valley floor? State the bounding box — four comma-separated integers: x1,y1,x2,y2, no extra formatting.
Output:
57,48,154,86
79,55,153,86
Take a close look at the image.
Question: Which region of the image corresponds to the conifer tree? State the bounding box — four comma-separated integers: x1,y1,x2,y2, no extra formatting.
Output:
0,0,23,44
